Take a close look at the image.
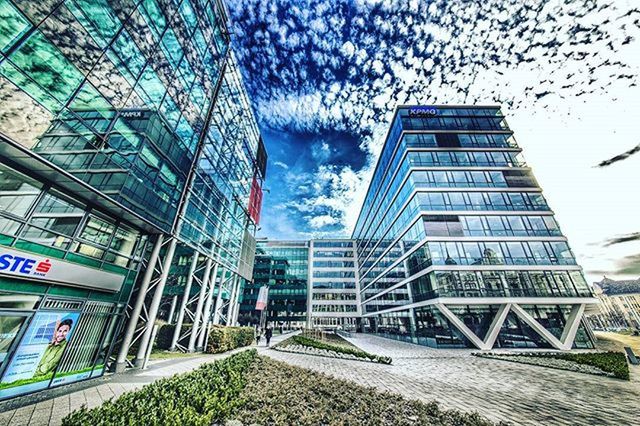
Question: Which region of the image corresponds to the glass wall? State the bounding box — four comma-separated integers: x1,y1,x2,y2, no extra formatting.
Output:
0,0,230,232
238,242,309,328
353,105,595,349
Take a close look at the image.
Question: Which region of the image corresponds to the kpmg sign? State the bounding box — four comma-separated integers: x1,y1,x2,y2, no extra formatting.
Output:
0,247,124,292
408,106,439,117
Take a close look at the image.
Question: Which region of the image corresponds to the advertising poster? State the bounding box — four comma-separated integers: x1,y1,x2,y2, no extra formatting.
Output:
0,311,79,399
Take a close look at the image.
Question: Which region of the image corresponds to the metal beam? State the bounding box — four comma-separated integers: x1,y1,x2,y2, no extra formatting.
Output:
169,250,199,351
134,236,178,367
196,262,219,350
188,257,213,352
114,234,164,373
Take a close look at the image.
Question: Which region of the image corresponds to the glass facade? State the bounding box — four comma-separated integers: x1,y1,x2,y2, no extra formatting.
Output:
0,0,265,399
308,240,359,330
238,241,309,328
352,105,597,350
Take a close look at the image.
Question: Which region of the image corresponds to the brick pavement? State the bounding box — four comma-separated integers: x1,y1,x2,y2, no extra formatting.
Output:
0,332,292,426
2,331,636,425
263,334,640,426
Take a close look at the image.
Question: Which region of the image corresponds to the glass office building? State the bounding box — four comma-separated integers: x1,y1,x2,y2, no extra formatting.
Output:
0,0,265,399
352,105,598,349
308,240,359,330
239,240,309,328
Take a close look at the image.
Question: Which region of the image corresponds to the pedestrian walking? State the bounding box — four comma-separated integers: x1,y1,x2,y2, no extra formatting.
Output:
255,327,261,346
265,326,273,346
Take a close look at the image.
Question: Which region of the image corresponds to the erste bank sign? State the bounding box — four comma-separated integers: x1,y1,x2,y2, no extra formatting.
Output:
408,106,439,117
0,247,124,292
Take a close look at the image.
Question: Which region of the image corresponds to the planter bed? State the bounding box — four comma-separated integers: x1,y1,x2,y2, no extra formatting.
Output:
474,351,629,380
276,335,392,364
273,343,383,364
63,351,502,426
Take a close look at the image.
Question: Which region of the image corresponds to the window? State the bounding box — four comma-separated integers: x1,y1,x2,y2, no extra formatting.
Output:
7,31,85,107
0,164,42,217
79,215,115,246
0,0,31,53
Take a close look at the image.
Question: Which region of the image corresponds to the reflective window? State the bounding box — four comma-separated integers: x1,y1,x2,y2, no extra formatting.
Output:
0,0,31,53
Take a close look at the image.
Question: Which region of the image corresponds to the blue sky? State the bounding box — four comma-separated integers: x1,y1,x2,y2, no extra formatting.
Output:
227,0,640,282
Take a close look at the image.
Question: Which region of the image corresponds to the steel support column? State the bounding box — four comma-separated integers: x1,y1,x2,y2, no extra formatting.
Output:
167,295,178,324
213,270,232,325
134,237,178,367
115,234,164,373
188,257,213,352
169,251,199,351
196,262,219,350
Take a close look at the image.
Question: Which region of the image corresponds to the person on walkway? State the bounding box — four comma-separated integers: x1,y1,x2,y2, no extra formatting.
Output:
265,327,273,346
255,327,261,346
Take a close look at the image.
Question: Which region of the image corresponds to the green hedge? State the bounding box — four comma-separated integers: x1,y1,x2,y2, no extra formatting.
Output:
287,335,392,364
62,350,258,426
206,325,254,354
476,351,629,380
155,323,191,350
554,351,629,380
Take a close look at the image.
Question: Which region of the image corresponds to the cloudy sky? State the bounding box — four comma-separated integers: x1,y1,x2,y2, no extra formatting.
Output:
227,0,640,283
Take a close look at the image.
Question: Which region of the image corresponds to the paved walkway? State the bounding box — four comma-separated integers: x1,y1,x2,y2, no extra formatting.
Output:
3,332,637,425
264,334,640,425
0,333,291,426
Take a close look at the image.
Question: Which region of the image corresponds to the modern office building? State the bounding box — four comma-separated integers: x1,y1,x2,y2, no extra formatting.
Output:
351,105,598,350
239,240,309,328
0,0,265,400
588,277,640,331
308,239,360,329
238,239,360,330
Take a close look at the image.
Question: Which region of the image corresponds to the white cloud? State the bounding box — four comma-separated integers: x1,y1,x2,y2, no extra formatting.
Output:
230,0,640,280
309,214,338,228
273,160,289,169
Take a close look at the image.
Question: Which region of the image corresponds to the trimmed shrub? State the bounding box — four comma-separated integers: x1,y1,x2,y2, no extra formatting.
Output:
155,323,191,350
553,351,629,380
475,351,629,380
281,335,392,364
206,325,255,354
62,350,258,426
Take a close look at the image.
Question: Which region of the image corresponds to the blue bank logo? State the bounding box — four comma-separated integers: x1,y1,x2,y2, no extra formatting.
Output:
0,253,52,277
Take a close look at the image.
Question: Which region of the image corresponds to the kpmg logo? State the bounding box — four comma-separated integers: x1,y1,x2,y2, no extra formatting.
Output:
0,253,52,277
408,106,438,117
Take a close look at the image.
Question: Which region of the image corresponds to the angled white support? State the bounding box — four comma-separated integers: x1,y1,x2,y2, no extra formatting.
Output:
196,262,219,350
560,304,586,350
436,304,487,349
169,251,199,351
483,303,511,349
188,257,213,352
511,304,564,350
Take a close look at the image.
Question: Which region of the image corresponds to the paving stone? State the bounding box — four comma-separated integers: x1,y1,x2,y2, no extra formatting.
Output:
261,334,640,426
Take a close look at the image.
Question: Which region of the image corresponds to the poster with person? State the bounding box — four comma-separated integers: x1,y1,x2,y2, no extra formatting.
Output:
0,311,79,399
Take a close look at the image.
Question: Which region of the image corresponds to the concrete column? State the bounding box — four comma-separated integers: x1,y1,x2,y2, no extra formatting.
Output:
167,295,178,324
134,237,177,367
115,234,164,373
232,277,243,325
188,257,212,352
169,251,199,351
196,262,219,350
227,275,240,326
212,270,226,325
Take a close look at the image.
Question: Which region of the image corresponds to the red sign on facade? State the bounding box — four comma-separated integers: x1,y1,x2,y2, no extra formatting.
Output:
248,175,263,225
